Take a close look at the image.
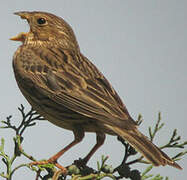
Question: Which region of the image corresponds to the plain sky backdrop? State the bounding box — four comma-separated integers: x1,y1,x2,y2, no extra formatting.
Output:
0,0,186,179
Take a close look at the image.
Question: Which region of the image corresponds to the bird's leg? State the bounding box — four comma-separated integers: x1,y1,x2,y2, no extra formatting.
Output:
75,132,106,166
83,132,105,164
30,128,85,174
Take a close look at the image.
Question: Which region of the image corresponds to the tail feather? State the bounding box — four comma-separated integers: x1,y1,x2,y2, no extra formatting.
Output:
107,125,182,170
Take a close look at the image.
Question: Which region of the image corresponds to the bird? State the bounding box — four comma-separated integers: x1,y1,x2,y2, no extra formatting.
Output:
11,11,182,172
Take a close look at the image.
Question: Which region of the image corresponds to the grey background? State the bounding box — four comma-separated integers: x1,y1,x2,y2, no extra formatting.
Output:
0,0,186,179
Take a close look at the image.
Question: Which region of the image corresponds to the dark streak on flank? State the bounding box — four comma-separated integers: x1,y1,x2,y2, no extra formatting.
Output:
43,65,49,73
30,65,36,72
58,48,68,63
37,65,42,73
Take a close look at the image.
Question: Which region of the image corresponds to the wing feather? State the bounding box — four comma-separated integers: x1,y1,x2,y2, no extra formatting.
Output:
16,46,137,130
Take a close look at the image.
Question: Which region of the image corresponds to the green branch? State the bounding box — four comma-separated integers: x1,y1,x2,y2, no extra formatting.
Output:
0,105,186,180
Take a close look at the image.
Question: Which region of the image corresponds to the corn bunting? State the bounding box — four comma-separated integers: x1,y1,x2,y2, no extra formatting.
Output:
11,11,181,171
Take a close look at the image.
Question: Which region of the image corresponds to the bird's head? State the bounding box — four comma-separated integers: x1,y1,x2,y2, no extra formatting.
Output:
10,11,79,50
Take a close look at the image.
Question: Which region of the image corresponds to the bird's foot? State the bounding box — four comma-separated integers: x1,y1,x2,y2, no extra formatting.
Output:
71,158,96,176
30,158,68,175
73,158,87,168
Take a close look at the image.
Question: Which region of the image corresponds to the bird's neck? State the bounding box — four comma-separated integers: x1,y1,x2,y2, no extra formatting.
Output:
24,32,80,52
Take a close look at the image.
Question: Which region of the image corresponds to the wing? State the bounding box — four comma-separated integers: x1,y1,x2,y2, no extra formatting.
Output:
14,45,136,129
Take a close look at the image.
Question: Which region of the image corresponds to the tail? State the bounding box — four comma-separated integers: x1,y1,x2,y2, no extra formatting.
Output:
107,125,182,170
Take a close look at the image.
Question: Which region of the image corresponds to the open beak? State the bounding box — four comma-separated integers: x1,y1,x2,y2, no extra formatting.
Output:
10,11,30,42
10,32,28,42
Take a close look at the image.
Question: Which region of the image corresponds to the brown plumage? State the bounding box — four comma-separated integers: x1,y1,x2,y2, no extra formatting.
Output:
11,11,182,170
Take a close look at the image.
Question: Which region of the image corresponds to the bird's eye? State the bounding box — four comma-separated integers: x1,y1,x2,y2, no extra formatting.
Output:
37,18,46,25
